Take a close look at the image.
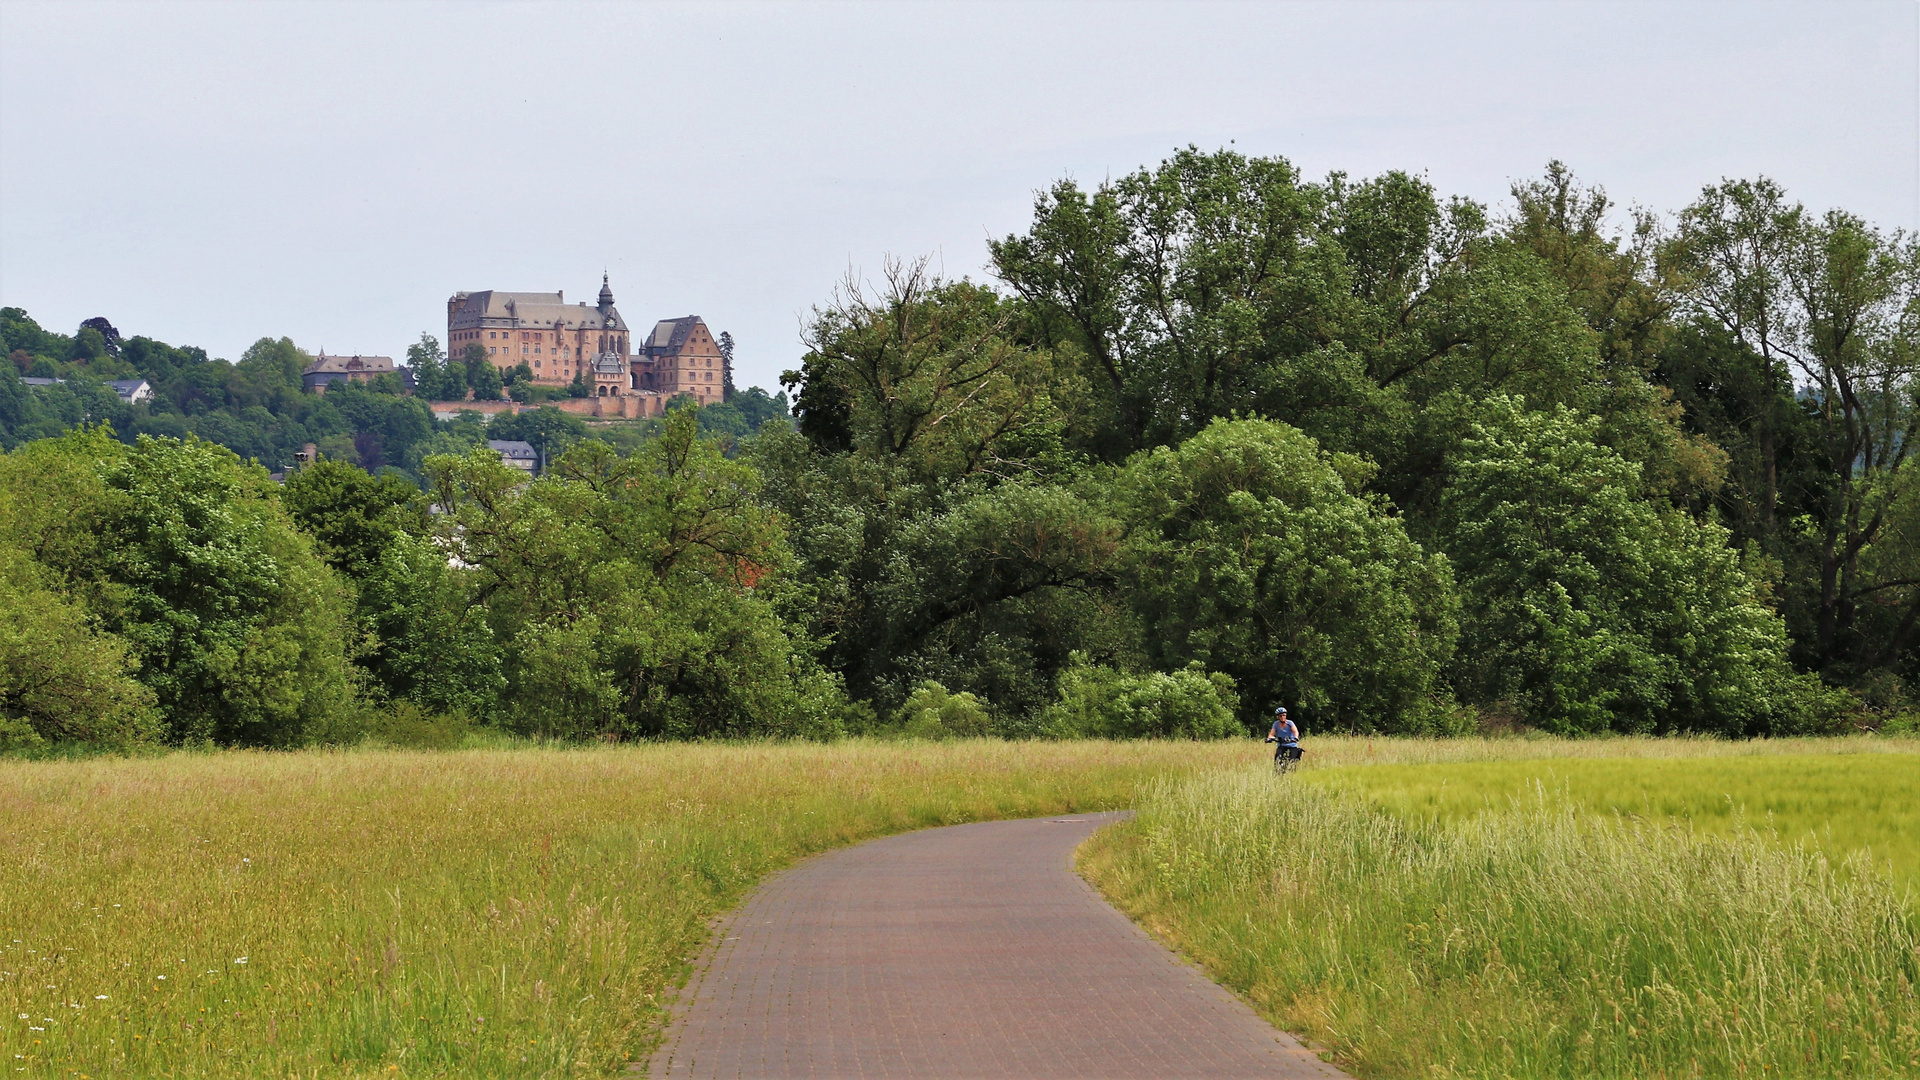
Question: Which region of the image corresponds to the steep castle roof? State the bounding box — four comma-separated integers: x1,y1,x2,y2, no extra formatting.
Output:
303,352,395,375
643,316,713,356
449,290,627,333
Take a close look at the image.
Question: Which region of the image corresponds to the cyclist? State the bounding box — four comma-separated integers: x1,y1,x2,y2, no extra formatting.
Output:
1265,706,1302,770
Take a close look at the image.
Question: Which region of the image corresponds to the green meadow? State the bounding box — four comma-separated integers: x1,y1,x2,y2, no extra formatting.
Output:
0,740,1245,1079
1305,753,1920,893
6,737,1917,1078
1082,737,1920,1079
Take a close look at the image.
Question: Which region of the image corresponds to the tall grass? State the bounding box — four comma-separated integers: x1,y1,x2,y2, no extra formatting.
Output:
0,739,1244,1078
1308,753,1920,892
1082,767,1920,1078
1294,732,1917,769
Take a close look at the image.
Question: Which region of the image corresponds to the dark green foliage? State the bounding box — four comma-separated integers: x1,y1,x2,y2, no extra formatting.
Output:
694,386,791,439
2,152,1911,744
1113,418,1457,732
487,405,588,469
425,409,844,739
280,458,501,718
281,459,423,581
406,334,456,401
355,532,504,721
468,354,504,401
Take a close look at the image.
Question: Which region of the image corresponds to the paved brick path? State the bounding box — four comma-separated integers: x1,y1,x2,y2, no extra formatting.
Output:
646,813,1348,1079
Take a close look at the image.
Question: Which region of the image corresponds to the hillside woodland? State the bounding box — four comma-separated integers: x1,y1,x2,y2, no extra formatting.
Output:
2,156,1915,749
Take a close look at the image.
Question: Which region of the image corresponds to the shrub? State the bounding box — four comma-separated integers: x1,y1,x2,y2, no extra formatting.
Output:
897,680,995,739
1042,660,1241,739
358,701,474,750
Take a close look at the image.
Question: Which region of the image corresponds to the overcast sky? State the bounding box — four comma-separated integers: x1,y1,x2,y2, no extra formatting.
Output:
1,1,1914,393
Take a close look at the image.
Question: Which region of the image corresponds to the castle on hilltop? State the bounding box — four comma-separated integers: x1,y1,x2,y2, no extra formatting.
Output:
445,275,728,417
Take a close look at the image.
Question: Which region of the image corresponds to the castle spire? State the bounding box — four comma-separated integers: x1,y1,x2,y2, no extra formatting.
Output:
597,271,614,314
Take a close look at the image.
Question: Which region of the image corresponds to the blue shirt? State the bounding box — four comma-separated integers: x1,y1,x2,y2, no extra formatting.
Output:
1270,717,1298,746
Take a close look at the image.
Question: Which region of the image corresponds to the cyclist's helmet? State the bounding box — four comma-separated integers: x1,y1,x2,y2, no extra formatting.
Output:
1274,706,1287,716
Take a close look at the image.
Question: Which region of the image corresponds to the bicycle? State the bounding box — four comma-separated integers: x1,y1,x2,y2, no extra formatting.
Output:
1270,743,1303,776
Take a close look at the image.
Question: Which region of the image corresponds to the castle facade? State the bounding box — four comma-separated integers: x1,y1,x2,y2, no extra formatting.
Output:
445,276,729,415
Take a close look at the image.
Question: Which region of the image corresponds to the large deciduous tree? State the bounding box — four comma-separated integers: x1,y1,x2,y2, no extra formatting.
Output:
1113,418,1457,732
0,428,357,745
425,409,844,738
1438,398,1817,735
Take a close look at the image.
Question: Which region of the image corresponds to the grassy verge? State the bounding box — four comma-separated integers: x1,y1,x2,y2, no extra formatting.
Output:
1081,740,1920,1079
0,739,1244,1078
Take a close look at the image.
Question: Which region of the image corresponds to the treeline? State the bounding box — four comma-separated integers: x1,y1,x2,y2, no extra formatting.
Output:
0,313,789,477
2,153,1915,751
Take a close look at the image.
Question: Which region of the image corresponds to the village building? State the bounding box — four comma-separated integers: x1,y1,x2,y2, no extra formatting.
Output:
302,352,397,393
19,376,155,404
488,439,539,473
108,378,153,404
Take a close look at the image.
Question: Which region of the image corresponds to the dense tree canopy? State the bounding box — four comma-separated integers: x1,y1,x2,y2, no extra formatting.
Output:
2,149,1914,749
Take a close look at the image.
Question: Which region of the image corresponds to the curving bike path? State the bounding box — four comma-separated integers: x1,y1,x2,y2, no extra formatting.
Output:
646,813,1348,1079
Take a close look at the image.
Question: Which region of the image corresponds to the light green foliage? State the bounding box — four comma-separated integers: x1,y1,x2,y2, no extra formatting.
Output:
1114,418,1457,731
403,332,451,400
1441,397,1808,734
0,429,357,746
427,409,843,739
1503,164,1729,503
1086,761,1920,1079
896,680,995,738
401,429,484,474
1041,659,1240,739
228,337,306,411
0,550,159,749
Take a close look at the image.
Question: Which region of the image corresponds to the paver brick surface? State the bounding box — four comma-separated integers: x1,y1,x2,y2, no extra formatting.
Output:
647,813,1348,1079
